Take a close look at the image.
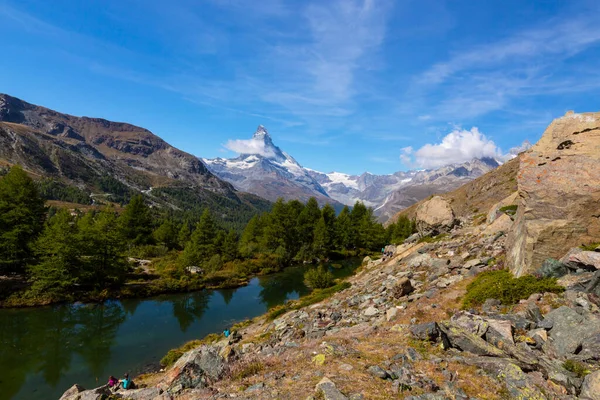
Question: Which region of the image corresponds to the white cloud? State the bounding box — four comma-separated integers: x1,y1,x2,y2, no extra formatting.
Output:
224,137,277,157
401,128,503,169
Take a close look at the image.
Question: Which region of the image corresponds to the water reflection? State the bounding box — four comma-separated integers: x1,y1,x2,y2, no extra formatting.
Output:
0,259,360,400
170,292,210,332
0,302,126,400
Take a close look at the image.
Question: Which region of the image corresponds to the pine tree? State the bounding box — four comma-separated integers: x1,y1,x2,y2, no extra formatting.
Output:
79,208,126,287
29,209,81,294
119,194,152,246
335,206,352,250
238,215,263,258
180,209,217,267
312,216,329,258
296,197,321,248
153,218,178,249
222,230,239,262
0,165,46,273
321,203,337,249
177,222,192,249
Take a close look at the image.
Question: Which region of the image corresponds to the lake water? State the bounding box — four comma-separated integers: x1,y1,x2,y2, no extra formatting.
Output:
0,260,360,400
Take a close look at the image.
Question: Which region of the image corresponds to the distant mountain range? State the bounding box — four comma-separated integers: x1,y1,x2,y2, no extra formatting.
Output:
0,93,508,223
203,126,502,220
0,94,271,230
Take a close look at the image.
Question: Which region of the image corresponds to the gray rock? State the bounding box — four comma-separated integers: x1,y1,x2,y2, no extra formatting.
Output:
536,258,569,278
438,322,504,356
545,306,600,357
581,370,600,400
120,388,166,399
486,319,514,345
578,333,600,361
367,365,389,379
536,318,554,330
463,259,482,269
363,306,379,317
392,277,414,298
481,298,501,313
386,307,399,322
315,377,348,400
245,382,265,392
60,385,112,400
59,384,86,400
409,322,439,342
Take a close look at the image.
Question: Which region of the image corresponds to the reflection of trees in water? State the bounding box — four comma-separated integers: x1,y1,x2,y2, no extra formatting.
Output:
121,297,142,315
0,301,126,398
218,289,234,306
74,302,126,379
171,292,210,332
257,267,312,310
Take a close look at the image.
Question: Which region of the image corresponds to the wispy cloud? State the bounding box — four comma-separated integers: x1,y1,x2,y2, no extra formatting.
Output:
411,14,600,121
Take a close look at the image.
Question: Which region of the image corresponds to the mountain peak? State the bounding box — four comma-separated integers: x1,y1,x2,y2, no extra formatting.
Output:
253,125,270,140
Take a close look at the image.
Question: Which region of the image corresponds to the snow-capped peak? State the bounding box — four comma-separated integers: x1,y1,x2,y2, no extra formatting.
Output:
253,125,271,140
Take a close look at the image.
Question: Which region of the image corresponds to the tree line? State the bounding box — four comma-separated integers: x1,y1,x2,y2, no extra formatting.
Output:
0,165,415,302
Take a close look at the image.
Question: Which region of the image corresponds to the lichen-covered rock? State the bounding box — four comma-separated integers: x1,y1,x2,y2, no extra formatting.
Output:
506,111,600,276
581,370,600,400
391,277,414,298
409,322,439,342
415,196,455,234
315,377,348,400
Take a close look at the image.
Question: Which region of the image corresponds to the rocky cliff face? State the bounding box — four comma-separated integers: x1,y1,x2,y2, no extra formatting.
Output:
507,111,600,276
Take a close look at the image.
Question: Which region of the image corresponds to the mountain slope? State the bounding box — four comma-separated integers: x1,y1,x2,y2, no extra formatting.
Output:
203,126,340,207
308,158,501,221
391,155,520,223
0,94,271,229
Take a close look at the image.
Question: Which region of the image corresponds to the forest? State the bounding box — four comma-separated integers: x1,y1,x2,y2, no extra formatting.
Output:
0,165,416,306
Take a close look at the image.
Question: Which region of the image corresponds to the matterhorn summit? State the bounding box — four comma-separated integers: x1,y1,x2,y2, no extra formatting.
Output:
202,126,335,206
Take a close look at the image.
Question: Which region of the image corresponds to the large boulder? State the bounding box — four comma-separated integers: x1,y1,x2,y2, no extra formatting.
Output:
506,111,600,276
581,370,600,400
415,196,456,234
486,191,518,224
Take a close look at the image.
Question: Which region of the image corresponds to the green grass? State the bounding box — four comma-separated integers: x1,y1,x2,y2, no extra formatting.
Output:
418,233,449,244
266,281,352,321
462,270,564,309
580,242,600,251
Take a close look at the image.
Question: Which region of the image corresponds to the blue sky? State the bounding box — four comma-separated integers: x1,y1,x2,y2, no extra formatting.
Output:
1,0,600,174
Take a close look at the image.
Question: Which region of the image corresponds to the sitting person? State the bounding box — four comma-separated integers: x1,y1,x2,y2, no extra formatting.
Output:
107,375,118,389
120,373,134,390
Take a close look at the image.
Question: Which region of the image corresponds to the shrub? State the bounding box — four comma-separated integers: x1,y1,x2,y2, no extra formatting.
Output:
563,360,590,378
304,266,334,289
462,270,564,309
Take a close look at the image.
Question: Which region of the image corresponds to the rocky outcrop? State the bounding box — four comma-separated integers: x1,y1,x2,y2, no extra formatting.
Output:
415,196,455,234
507,111,600,276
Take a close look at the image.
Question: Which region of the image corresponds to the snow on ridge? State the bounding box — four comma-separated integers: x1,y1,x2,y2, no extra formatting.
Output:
325,171,359,189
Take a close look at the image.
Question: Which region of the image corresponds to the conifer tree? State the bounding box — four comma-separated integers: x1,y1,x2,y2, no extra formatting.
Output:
335,206,352,249
222,230,239,262
79,208,127,286
119,194,152,246
153,218,178,249
177,222,192,249
0,165,46,273
29,209,80,294
180,209,217,267
238,215,263,258
312,216,329,258
321,203,337,249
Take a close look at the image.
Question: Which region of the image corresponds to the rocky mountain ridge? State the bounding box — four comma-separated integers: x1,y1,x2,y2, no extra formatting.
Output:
204,125,501,219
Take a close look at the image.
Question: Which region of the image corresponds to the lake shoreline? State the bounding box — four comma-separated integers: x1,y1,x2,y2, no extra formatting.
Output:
0,256,369,309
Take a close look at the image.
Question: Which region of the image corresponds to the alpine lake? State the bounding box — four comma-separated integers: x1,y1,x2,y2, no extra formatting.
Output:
0,259,361,400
